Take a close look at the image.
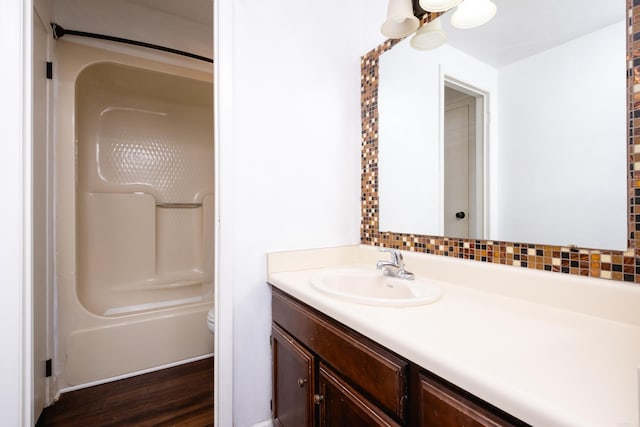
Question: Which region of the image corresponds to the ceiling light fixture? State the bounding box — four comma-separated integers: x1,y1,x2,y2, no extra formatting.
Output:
450,0,497,29
410,19,447,50
381,0,420,39
418,0,463,13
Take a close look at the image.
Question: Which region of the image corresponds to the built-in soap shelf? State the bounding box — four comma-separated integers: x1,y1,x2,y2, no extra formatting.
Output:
156,202,203,208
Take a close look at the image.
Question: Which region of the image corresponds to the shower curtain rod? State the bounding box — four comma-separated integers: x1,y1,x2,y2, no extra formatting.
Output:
50,23,214,64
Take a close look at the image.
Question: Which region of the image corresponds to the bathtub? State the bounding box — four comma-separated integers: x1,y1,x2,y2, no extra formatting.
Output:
55,40,214,389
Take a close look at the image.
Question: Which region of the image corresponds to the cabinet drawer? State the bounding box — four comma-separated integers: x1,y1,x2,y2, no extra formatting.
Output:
272,289,407,421
318,363,400,427
418,372,527,427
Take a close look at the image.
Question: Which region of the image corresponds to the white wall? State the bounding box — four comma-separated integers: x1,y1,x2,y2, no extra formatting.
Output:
218,0,364,424
378,39,498,236
497,21,627,249
360,0,388,53
0,0,32,425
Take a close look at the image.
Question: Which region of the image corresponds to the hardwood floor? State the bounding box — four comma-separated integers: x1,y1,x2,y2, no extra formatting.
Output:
37,358,214,427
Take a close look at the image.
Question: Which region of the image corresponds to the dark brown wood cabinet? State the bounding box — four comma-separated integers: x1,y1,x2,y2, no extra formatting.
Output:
416,372,523,427
318,363,400,427
272,324,315,427
271,287,529,427
272,288,407,426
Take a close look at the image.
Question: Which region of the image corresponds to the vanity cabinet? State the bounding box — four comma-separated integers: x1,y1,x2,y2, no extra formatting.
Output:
271,287,529,427
272,324,400,427
272,288,406,426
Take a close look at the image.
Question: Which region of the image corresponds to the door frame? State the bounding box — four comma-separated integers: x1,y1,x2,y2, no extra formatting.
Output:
32,2,57,419
213,0,235,425
1,0,35,425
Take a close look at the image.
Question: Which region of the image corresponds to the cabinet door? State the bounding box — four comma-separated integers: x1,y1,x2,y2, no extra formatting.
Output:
318,363,400,427
272,325,315,427
418,373,521,427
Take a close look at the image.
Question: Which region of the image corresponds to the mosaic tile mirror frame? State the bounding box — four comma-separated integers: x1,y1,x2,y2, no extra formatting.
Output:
360,1,640,284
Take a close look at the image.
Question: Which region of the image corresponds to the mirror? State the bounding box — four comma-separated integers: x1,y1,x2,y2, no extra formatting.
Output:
377,0,627,250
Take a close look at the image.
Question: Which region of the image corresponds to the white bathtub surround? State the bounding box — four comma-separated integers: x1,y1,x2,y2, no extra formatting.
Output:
268,245,640,427
55,41,214,388
75,60,214,317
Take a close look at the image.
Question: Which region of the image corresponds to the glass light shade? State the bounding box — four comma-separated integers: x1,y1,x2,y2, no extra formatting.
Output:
410,19,447,50
450,0,497,29
418,0,463,12
381,0,420,39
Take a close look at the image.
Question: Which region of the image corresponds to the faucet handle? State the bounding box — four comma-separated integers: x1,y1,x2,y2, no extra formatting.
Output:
378,247,402,265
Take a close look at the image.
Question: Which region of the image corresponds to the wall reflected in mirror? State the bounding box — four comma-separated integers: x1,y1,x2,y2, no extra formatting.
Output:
378,0,628,250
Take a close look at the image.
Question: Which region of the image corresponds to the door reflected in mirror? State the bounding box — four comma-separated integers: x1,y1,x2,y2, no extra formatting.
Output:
443,83,484,240
378,0,627,250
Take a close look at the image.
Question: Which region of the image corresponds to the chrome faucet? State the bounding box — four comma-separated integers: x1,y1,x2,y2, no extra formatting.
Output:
376,248,414,280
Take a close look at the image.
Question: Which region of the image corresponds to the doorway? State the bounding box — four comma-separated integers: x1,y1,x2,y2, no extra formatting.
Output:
443,80,486,239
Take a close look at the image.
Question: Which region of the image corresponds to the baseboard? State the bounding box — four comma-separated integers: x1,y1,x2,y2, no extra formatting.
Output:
250,419,274,427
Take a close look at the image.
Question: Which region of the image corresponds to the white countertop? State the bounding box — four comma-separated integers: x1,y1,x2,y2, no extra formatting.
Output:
267,245,640,427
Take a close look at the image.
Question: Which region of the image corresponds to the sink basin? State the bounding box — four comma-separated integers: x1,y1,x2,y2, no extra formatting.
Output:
310,268,442,307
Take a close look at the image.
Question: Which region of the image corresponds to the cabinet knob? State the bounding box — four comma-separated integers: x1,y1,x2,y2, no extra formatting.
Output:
297,378,307,387
313,394,324,405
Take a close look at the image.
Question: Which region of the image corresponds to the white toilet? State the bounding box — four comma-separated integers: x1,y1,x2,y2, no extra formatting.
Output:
207,307,215,334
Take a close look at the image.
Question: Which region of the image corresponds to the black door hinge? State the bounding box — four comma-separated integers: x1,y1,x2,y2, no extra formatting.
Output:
46,62,53,80
45,359,52,377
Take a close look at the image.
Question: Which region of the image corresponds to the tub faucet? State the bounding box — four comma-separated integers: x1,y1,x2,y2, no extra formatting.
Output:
376,248,414,280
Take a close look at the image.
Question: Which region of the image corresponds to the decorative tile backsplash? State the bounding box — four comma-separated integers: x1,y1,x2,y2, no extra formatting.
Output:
361,4,640,284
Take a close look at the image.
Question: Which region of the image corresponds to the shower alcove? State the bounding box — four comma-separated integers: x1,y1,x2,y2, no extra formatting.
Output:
56,41,214,388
